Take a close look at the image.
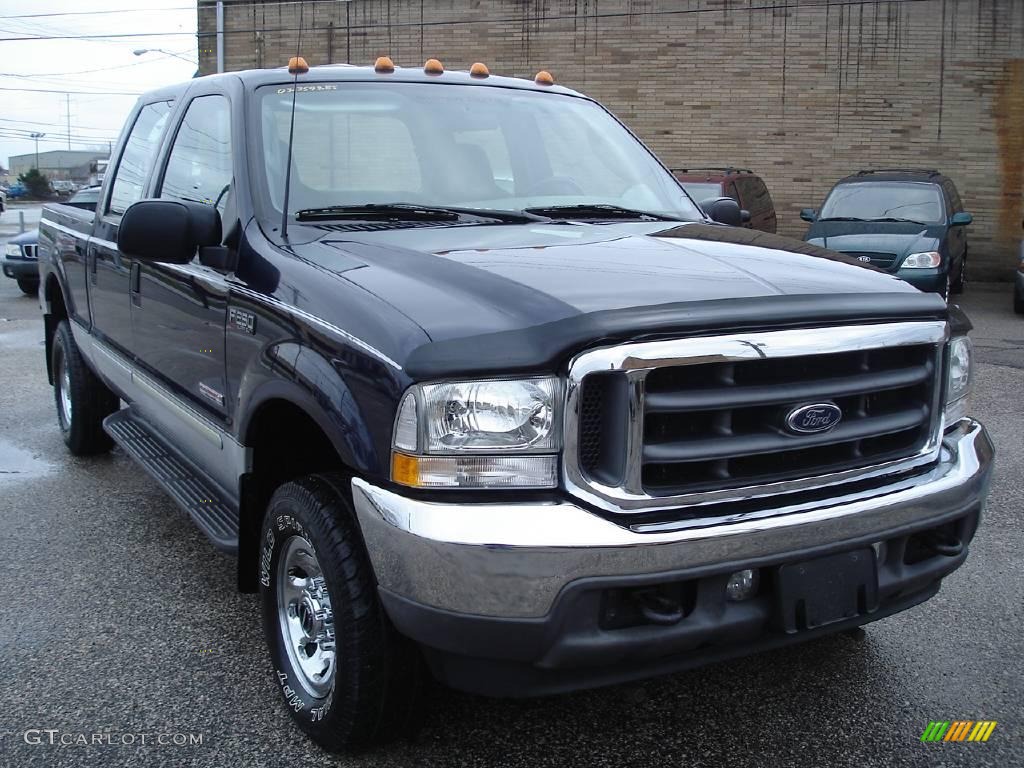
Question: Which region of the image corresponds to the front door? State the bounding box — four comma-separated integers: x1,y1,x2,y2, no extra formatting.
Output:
90,100,173,353
130,93,234,423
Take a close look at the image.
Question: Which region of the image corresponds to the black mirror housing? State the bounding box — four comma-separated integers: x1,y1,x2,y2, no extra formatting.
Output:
118,199,222,264
740,209,752,224
701,197,745,227
800,208,817,222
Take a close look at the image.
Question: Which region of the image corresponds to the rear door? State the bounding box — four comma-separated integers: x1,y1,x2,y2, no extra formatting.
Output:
734,176,777,233
943,180,967,268
130,91,234,423
90,100,173,354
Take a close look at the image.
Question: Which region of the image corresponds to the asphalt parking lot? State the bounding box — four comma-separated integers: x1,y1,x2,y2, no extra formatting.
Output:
0,238,1021,766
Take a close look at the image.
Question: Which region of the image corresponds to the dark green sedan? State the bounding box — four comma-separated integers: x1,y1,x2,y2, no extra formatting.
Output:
801,169,972,299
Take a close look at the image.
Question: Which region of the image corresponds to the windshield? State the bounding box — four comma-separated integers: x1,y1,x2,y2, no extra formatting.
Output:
679,182,723,202
256,82,702,222
819,181,944,224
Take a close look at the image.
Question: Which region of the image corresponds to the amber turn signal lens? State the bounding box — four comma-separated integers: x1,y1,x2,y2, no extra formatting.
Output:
424,58,444,75
391,452,421,487
287,56,309,75
534,70,554,85
470,62,490,78
374,56,395,73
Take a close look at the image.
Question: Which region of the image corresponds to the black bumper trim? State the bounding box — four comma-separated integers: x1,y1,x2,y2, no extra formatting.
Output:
381,506,980,697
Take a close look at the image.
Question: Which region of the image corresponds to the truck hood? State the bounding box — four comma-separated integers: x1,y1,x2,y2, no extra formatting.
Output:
804,220,943,261
307,220,919,344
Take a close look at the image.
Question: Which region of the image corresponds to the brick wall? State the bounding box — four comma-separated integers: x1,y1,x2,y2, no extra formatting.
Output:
199,0,1024,280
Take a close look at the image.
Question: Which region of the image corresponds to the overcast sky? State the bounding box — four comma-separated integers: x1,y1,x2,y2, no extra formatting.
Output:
0,0,198,170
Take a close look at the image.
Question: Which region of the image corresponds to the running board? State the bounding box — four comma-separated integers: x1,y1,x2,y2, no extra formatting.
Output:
104,408,239,553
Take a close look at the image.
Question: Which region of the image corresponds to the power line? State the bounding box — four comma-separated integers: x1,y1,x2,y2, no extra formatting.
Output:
0,86,141,96
0,0,936,44
0,49,196,79
0,5,195,20
0,117,120,134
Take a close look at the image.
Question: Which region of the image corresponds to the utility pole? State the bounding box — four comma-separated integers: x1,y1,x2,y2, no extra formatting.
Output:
65,93,71,150
30,132,45,169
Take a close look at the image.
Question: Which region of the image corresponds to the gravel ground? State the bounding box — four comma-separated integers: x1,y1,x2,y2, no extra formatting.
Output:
0,265,1021,767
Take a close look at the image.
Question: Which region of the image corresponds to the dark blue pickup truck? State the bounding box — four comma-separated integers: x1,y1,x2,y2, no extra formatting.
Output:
37,60,993,752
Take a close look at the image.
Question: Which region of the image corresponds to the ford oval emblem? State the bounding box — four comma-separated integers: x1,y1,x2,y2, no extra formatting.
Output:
785,403,843,434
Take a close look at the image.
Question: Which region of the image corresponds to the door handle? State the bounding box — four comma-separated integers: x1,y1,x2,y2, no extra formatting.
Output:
130,263,141,307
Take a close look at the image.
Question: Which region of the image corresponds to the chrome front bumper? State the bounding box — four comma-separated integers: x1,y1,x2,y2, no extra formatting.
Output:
351,419,993,619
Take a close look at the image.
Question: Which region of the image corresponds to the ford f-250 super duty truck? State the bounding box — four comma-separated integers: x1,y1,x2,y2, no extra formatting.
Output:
37,59,993,752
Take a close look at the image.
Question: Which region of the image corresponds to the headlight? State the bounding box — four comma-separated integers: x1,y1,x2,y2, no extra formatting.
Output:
901,251,941,269
943,336,972,425
4,244,21,258
391,377,560,489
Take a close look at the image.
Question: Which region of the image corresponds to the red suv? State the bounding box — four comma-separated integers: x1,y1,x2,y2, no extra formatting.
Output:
673,167,778,233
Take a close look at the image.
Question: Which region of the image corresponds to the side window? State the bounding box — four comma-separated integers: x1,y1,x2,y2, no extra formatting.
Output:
944,181,963,213
160,95,233,214
725,181,740,202
108,101,173,215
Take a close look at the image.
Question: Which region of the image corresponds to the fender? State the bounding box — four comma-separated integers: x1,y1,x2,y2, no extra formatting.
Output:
236,341,391,477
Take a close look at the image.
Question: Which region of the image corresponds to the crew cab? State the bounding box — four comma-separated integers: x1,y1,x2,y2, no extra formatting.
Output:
37,60,993,752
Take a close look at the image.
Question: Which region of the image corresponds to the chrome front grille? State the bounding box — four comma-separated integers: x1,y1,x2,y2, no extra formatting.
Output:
844,251,897,269
564,322,948,514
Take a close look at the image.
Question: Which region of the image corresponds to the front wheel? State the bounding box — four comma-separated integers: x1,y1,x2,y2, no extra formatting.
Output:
260,474,422,752
16,278,38,296
51,320,118,455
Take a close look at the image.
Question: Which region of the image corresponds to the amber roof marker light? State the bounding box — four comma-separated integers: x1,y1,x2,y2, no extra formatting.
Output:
534,70,554,85
374,56,395,74
424,58,444,75
287,56,309,75
470,62,490,78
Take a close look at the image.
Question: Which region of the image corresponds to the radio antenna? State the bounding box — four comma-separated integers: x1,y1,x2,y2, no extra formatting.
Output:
280,2,307,240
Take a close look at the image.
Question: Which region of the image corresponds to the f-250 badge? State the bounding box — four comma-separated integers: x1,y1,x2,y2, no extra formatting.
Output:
229,307,256,335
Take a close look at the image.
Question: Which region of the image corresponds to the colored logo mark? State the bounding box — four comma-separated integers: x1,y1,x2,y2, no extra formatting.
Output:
920,721,997,742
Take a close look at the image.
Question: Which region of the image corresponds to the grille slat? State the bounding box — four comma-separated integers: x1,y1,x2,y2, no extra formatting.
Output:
645,363,932,413
644,405,928,464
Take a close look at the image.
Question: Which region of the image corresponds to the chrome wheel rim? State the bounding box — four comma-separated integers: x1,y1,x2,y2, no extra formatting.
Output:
277,535,336,698
58,357,73,428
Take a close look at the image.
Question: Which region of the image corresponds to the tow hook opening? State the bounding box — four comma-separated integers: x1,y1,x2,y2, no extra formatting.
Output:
601,581,697,629
904,520,965,564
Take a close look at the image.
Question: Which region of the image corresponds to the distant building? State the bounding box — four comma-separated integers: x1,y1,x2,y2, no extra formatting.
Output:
8,150,109,183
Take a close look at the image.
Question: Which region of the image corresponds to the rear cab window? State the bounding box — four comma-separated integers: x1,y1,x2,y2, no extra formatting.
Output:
107,101,173,216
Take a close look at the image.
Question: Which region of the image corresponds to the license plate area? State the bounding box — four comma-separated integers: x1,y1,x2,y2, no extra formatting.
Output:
775,549,878,633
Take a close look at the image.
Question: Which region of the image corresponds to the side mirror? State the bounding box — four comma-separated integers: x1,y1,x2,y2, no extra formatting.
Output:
701,197,744,227
118,199,222,264
950,211,973,226
800,208,817,222
740,209,752,224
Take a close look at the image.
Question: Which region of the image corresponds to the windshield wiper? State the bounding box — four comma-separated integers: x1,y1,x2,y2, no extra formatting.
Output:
867,217,928,224
295,203,545,224
523,203,679,222
816,216,868,222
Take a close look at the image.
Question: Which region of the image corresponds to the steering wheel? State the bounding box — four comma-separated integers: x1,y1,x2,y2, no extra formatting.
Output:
523,176,585,196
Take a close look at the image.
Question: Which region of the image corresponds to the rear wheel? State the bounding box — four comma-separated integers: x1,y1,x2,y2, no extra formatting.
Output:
951,251,967,295
16,278,38,296
51,320,118,455
260,474,422,752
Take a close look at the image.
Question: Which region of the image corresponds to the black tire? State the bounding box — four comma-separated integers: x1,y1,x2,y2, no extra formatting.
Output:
51,320,118,455
951,251,966,295
16,278,38,296
260,474,422,752
1014,291,1024,316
